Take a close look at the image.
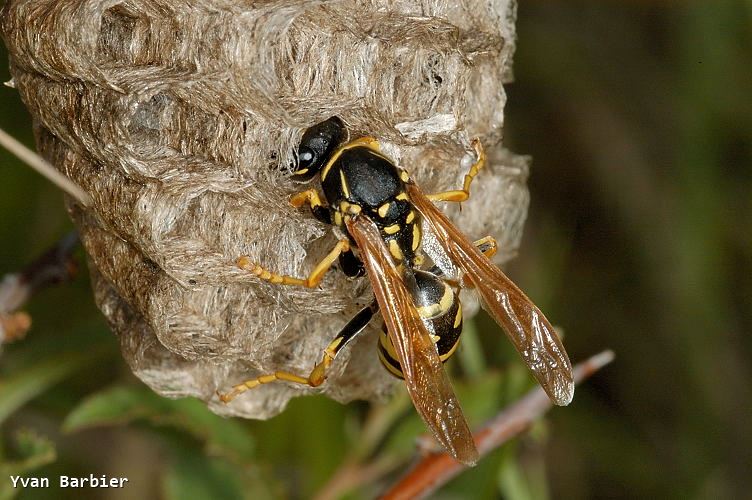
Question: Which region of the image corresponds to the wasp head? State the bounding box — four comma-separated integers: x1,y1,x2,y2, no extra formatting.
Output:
291,116,346,181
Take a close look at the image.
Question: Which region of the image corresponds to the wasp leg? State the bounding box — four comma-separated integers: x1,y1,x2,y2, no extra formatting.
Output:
473,235,498,259
429,236,498,289
290,189,331,224
238,239,350,288
455,235,499,289
339,248,365,277
426,139,485,203
218,301,378,403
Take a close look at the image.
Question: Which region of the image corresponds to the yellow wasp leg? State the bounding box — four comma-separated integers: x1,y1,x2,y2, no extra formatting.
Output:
218,342,341,403
426,139,485,203
238,239,350,288
457,235,499,290
290,188,332,223
289,189,326,209
219,299,379,403
441,236,498,288
474,235,498,259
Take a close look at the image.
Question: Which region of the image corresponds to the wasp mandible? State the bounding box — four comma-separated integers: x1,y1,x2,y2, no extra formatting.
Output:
220,117,574,466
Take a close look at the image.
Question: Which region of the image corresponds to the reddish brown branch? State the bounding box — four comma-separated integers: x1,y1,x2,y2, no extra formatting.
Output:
0,232,79,344
381,350,615,500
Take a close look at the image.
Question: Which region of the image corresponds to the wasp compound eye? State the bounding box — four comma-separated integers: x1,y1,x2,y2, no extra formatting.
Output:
298,147,314,165
291,116,346,181
294,146,317,176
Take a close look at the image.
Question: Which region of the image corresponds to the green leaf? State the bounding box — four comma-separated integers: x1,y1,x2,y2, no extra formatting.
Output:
163,452,247,500
498,451,535,500
0,346,107,424
454,370,505,422
0,430,56,500
456,317,487,379
160,438,279,500
497,440,550,500
62,384,171,430
63,385,254,463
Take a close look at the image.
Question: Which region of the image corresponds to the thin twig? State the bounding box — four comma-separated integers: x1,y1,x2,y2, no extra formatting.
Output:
381,350,615,500
0,126,92,207
0,232,80,345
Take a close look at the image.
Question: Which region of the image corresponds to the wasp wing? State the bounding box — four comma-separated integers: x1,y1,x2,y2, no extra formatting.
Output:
346,216,479,466
407,183,574,405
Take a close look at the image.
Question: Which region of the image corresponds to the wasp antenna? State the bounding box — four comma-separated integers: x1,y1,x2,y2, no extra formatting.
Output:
0,127,92,207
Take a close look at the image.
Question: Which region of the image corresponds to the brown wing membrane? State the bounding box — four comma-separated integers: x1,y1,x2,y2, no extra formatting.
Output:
346,216,479,466
407,183,575,405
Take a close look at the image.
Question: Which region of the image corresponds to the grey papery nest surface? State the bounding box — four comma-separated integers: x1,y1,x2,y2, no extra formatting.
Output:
1,0,530,418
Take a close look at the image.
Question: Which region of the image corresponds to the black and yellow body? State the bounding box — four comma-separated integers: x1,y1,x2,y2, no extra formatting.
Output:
221,116,574,467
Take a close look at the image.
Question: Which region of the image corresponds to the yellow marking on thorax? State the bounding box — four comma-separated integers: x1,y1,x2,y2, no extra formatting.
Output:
400,170,410,182
320,137,382,181
384,224,400,235
339,170,350,197
405,210,416,223
396,192,408,201
388,240,404,261
340,201,361,215
378,202,391,218
334,211,343,226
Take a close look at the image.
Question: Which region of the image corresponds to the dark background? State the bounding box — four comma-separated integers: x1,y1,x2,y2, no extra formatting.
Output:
1,1,750,498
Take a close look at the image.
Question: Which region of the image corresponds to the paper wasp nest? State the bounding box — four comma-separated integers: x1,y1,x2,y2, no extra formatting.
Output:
1,0,529,418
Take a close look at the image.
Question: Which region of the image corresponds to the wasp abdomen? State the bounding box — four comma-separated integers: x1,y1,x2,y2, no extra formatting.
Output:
378,270,463,378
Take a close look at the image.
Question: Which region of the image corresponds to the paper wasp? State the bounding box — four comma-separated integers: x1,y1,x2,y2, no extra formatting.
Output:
220,117,574,465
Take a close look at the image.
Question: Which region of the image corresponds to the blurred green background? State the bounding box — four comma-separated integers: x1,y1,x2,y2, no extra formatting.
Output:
1,1,750,498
